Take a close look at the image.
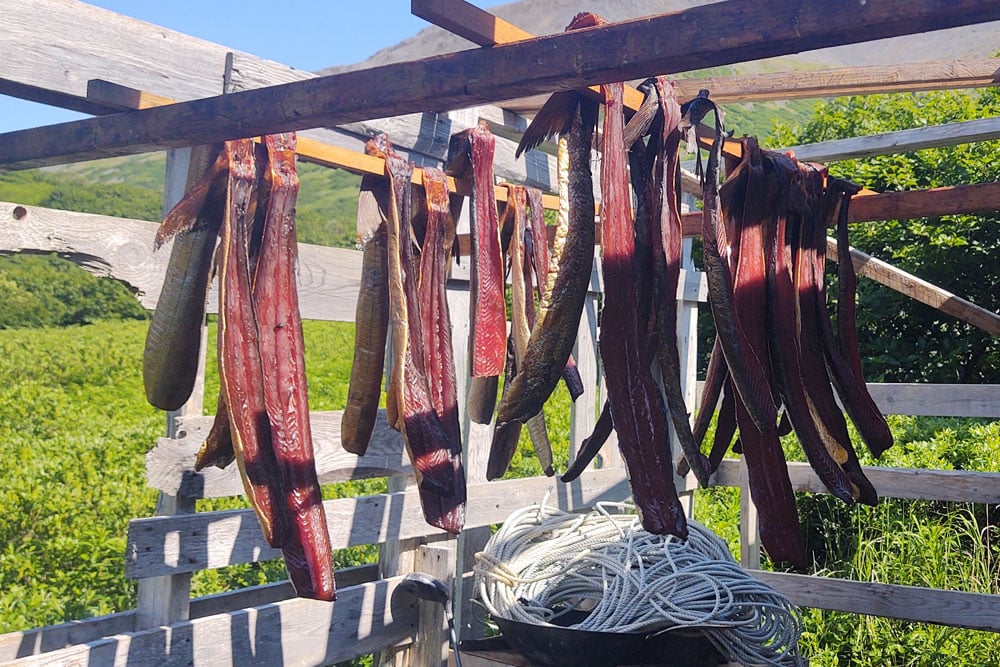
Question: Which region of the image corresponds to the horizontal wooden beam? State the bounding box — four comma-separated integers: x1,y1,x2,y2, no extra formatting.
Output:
714,459,1000,503
0,201,367,321
0,577,419,667
674,58,1000,104
86,80,561,211
125,467,631,579
679,180,1000,236
828,238,1000,335
789,116,1000,163
2,0,996,170
753,570,1000,632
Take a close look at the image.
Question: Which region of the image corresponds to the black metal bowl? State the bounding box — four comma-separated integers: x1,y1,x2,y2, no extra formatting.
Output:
491,615,725,667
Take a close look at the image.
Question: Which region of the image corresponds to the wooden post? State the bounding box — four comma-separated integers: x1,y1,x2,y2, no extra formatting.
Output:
448,204,494,643
411,543,456,667
739,456,762,569
135,146,206,629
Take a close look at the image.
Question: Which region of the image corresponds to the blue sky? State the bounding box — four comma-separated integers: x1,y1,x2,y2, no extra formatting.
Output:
0,1,465,132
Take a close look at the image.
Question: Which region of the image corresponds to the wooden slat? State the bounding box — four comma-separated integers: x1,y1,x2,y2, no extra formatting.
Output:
673,59,1000,104
145,410,412,498
0,201,367,321
789,116,1000,163
751,570,1000,632
87,80,561,210
125,467,630,580
0,577,418,667
828,238,1000,335
714,460,1000,504
3,0,997,170
865,382,1000,418
679,181,1000,236
0,564,380,663
0,613,136,664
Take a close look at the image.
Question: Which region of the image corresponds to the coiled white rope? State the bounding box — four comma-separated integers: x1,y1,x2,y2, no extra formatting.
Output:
474,497,804,666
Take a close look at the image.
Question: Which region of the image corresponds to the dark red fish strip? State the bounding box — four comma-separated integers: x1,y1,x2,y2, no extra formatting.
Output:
467,121,507,378
648,78,710,487
254,133,335,600
216,138,291,550
708,384,738,473
798,179,877,504
692,336,727,448
733,393,807,569
600,80,686,538
825,183,893,458
767,171,859,505
379,137,464,532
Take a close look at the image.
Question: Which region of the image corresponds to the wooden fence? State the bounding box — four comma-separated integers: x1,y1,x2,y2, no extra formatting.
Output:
1,0,1000,665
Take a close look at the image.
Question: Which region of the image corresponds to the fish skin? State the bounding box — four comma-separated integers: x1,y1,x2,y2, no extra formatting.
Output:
701,127,778,434
599,80,687,538
488,184,554,479
562,399,614,482
765,162,859,505
143,144,227,411
525,186,585,401
495,93,597,431
692,336,727,448
342,174,390,455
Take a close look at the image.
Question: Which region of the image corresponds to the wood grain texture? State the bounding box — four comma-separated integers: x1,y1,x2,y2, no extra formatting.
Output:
146,410,412,497
4,0,998,169
125,468,631,579
672,59,1000,103
0,201,367,321
714,460,1000,504
788,116,1000,163
828,238,1000,335
751,570,1000,631
0,577,419,667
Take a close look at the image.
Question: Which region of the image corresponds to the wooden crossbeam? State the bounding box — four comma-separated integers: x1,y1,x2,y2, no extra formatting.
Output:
675,59,1000,104
501,59,1000,114
1,0,996,170
827,239,1000,335
788,116,1000,162
86,80,561,211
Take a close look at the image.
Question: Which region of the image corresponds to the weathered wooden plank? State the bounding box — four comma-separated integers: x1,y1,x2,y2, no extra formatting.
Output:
146,410,411,498
0,577,419,667
0,613,136,664
751,570,1000,632
679,181,1000,236
789,116,1000,163
0,565,380,663
673,59,1000,104
827,238,1000,335
866,382,1000,418
501,59,1000,115
3,0,997,169
125,468,630,580
0,201,366,321
714,460,1000,504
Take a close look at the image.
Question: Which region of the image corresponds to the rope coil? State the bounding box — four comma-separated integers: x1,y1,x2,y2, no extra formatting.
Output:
474,497,804,666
